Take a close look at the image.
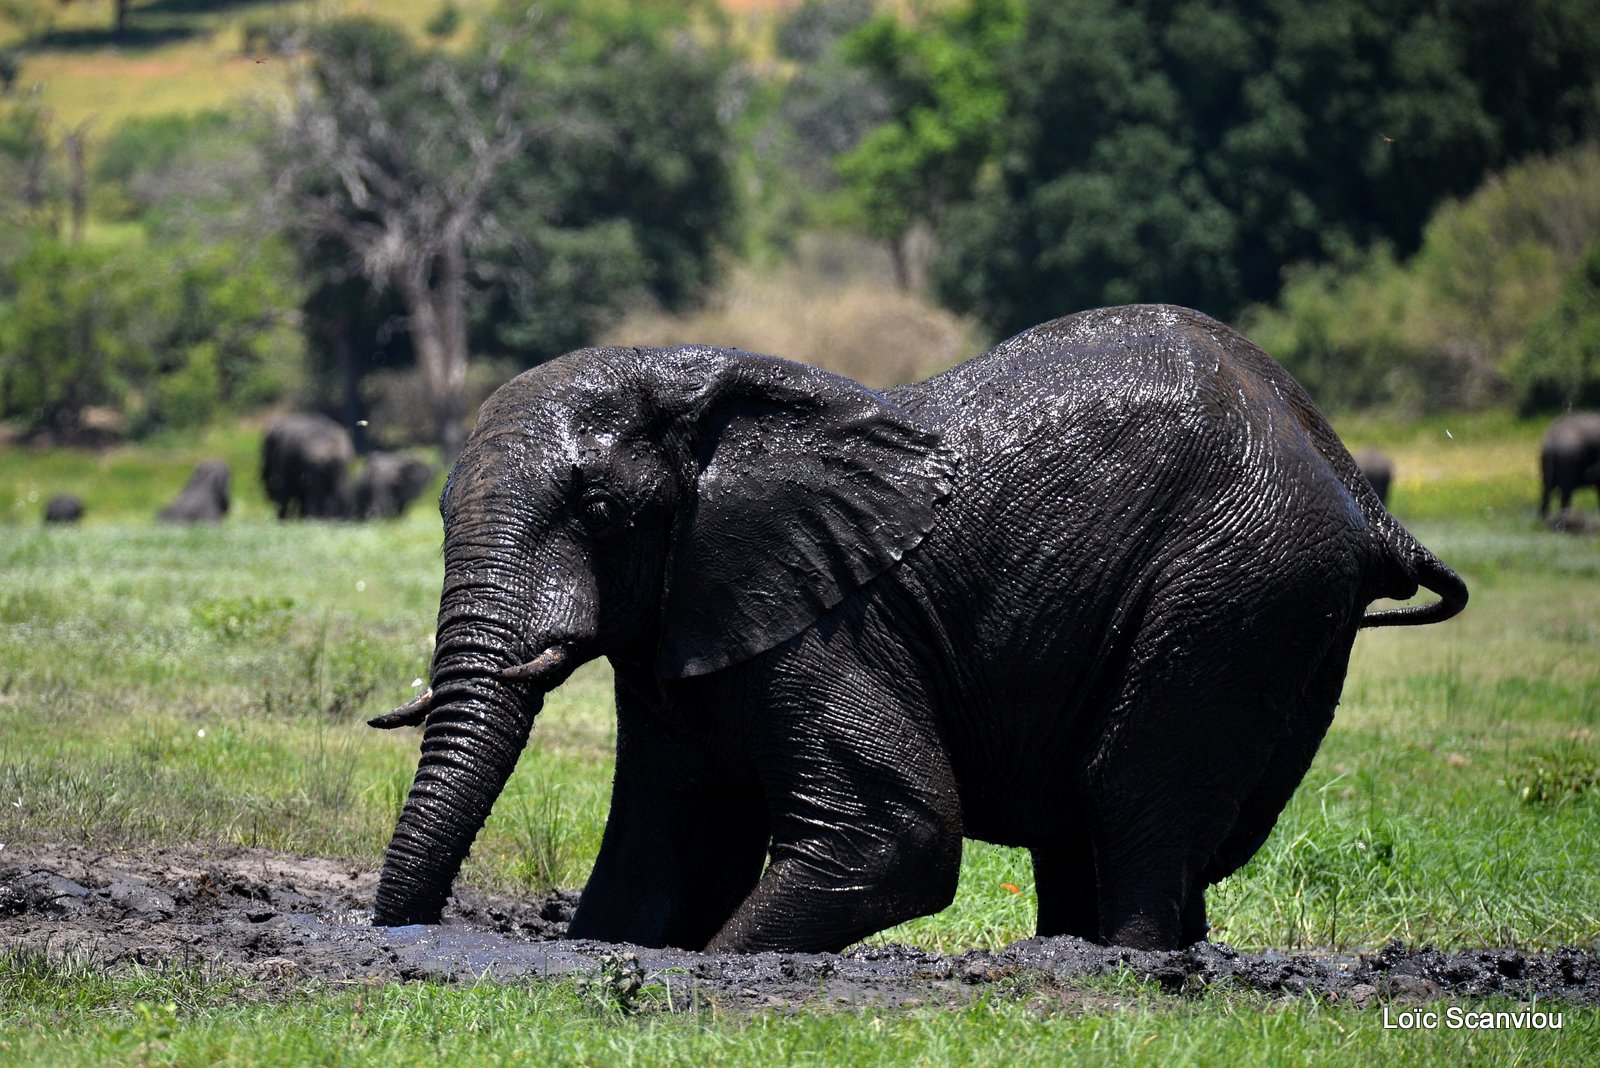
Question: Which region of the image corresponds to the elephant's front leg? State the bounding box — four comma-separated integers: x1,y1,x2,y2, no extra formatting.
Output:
566,695,768,950
704,689,963,954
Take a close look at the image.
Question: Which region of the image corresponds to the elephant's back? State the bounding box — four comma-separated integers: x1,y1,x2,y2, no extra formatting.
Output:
890,302,1395,687
904,304,1296,427
1542,412,1600,456
886,307,1393,838
899,304,1364,516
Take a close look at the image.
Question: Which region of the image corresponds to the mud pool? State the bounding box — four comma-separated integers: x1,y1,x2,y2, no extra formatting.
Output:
2,842,1595,1011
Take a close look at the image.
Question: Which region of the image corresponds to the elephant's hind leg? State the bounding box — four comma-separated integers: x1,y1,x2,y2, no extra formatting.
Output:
1083,578,1358,950
1200,636,1355,894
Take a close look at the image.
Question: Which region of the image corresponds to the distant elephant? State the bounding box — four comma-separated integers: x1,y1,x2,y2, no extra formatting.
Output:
369,304,1467,954
262,413,354,519
1352,448,1393,506
42,494,83,524
1539,412,1600,518
158,460,231,523
354,453,437,519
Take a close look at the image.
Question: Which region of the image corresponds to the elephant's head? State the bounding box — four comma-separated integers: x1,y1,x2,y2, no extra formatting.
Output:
371,346,957,926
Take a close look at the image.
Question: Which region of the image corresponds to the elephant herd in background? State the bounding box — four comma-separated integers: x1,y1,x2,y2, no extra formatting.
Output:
260,412,436,521
1539,411,1600,528
1357,409,1600,530
1324,415,1600,527
33,407,1600,528
39,412,436,525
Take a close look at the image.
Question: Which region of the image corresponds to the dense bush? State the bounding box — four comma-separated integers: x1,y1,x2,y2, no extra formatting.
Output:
1242,145,1600,412
897,0,1600,335
92,110,242,223
1242,248,1427,412
0,239,144,436
1511,240,1600,412
0,235,301,438
0,96,62,236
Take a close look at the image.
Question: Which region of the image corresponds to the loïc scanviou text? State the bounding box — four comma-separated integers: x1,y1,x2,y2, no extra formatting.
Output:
1382,1005,1564,1030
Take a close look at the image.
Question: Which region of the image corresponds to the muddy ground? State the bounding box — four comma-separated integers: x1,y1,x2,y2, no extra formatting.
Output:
2,841,1595,1011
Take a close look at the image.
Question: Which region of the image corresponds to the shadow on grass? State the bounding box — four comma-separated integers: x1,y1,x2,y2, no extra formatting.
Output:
24,25,201,52
22,0,293,53
142,0,299,18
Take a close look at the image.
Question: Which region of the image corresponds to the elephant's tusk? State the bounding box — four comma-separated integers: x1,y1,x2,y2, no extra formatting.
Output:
498,645,569,683
368,688,433,729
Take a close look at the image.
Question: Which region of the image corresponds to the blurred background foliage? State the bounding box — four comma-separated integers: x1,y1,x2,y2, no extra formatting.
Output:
0,0,1598,450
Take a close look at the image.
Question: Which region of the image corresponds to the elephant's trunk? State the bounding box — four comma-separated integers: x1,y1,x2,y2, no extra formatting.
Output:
374,573,575,925
373,676,541,926
373,479,594,926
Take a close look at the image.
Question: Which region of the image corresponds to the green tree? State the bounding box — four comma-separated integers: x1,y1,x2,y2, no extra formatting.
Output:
928,0,1600,336
0,234,301,437
265,16,520,458
485,0,738,341
835,0,1022,289
265,4,739,457
1511,240,1600,412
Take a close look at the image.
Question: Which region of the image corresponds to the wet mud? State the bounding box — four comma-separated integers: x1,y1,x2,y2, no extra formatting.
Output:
2,841,1595,1010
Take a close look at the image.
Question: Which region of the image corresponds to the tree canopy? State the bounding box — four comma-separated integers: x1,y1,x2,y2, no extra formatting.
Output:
834,0,1022,289
264,3,740,456
913,0,1600,335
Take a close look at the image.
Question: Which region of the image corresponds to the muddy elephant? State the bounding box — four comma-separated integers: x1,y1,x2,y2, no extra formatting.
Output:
354,453,437,520
42,494,83,524
158,460,231,523
369,304,1467,954
1539,412,1600,518
1352,449,1393,506
262,413,354,520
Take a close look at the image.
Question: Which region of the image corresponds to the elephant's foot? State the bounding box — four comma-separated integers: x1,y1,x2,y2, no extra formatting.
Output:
706,830,962,954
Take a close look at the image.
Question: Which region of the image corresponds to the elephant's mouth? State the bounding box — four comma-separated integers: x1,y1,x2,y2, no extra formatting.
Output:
367,642,573,731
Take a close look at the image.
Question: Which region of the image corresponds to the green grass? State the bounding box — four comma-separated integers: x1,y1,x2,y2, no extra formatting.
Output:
1,951,1594,1067
1331,409,1547,521
0,946,1593,1061
2,1,504,127
1,414,1597,1062
0,420,282,525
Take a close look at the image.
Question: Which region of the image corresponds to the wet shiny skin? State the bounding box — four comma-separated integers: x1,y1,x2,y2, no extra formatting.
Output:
375,304,1466,953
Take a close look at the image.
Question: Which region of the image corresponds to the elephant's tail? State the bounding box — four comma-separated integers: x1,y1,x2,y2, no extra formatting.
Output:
1358,542,1469,629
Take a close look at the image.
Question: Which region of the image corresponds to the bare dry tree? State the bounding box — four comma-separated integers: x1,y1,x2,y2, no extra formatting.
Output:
265,17,554,459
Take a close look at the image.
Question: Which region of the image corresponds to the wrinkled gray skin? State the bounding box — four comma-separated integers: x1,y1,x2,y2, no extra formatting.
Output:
372,305,1468,954
262,413,354,520
1539,412,1600,517
42,494,83,523
158,460,231,523
1352,448,1392,506
354,453,437,520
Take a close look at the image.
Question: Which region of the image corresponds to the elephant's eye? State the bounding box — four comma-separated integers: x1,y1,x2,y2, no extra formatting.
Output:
579,487,626,536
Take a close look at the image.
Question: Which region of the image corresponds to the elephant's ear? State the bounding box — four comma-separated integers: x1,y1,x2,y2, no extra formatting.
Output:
652,349,957,678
